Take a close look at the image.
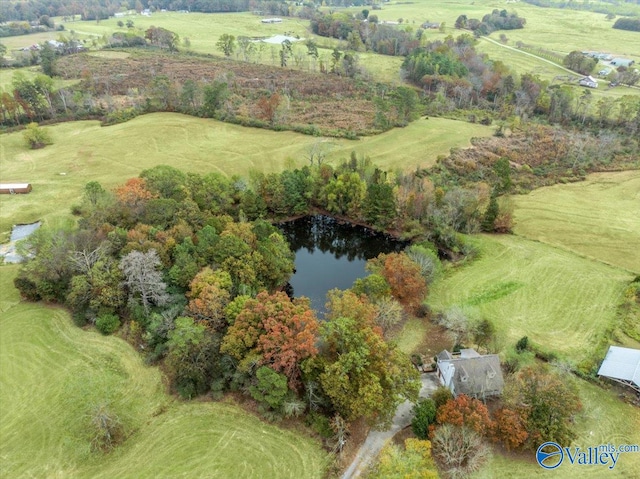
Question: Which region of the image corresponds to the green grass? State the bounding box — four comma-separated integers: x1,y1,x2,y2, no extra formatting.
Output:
512,170,640,274
58,12,311,56
428,234,632,363
473,377,640,479
0,112,492,240
394,317,429,355
0,265,328,478
0,65,79,90
358,0,640,59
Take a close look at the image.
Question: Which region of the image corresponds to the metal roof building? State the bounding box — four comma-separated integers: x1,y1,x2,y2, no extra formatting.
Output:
598,346,640,393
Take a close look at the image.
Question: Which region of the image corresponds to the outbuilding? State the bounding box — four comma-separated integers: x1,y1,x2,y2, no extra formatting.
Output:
598,346,640,394
610,58,635,68
0,183,32,194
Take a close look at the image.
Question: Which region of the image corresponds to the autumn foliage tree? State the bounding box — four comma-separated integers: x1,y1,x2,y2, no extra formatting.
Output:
491,407,528,451
186,267,232,331
367,252,427,311
504,366,582,448
319,314,420,425
257,92,281,125
435,394,494,436
220,291,319,390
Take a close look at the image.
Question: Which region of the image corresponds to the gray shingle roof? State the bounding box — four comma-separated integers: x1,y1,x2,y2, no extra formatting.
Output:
437,349,504,398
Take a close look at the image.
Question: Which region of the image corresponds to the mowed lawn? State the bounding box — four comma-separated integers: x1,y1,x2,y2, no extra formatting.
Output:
0,113,492,239
0,265,328,479
512,170,640,274
428,234,632,363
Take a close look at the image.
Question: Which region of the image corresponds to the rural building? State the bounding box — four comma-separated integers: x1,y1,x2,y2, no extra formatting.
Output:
598,346,640,394
0,183,32,194
610,58,635,68
436,349,504,399
421,22,441,29
579,76,598,88
261,18,282,24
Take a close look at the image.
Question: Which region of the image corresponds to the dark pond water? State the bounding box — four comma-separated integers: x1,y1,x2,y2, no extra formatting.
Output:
278,215,406,314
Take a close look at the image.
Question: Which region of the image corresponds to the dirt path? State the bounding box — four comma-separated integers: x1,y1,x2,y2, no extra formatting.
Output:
478,36,577,75
341,373,440,479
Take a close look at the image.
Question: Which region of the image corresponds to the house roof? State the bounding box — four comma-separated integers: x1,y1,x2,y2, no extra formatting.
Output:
598,346,640,387
438,349,504,397
436,350,453,362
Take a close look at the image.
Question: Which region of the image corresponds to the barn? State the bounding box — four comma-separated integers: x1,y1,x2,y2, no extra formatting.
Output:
0,183,32,194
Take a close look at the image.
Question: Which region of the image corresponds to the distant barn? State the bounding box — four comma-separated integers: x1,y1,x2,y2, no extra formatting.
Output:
0,183,32,194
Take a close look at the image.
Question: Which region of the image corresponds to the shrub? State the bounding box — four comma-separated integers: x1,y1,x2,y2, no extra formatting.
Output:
412,398,437,439
431,386,454,409
89,404,125,452
432,425,490,478
23,122,53,149
95,314,121,335
515,336,529,352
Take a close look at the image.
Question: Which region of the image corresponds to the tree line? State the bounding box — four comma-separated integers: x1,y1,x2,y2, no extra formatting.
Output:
0,0,293,22
613,17,640,31
454,10,526,36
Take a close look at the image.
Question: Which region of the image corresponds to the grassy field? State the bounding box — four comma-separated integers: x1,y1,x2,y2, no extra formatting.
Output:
0,65,79,90
428,234,632,363
512,170,640,274
473,377,640,479
0,113,492,241
358,0,640,59
0,264,328,479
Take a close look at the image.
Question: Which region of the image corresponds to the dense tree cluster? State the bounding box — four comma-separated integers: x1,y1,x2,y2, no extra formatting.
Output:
15,163,427,429
563,51,598,75
455,10,526,36
425,365,582,467
613,17,640,31
311,13,421,57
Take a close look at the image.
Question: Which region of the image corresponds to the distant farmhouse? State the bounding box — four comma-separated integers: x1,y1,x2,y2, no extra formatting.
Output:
579,75,598,88
610,58,635,68
261,18,282,24
436,349,504,399
0,183,32,194
421,22,441,29
598,346,640,394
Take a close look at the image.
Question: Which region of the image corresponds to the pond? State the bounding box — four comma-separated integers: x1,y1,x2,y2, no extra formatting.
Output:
0,221,41,264
278,215,406,314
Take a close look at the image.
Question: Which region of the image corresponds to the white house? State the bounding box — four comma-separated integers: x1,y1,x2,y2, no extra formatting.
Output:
579,76,598,88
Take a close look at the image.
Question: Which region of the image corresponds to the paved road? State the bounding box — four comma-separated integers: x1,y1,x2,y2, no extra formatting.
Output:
341,373,440,479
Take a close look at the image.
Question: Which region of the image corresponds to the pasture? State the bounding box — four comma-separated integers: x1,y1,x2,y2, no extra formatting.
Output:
0,113,492,240
0,264,328,479
513,170,640,274
428,234,632,363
